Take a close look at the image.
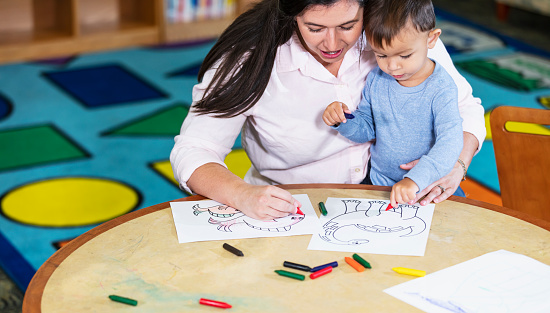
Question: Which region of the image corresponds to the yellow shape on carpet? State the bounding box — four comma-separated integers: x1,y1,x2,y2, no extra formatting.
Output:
1,177,139,227
151,160,178,185
485,109,550,140
152,149,252,188
225,149,252,179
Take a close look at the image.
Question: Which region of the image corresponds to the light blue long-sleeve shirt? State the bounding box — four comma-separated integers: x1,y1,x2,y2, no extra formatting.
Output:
335,61,463,191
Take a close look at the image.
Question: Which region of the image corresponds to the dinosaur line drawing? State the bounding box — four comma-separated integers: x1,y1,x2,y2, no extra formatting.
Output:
319,199,426,245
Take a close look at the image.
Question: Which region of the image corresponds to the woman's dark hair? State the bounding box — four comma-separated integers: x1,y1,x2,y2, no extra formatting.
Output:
195,0,364,117
364,0,435,48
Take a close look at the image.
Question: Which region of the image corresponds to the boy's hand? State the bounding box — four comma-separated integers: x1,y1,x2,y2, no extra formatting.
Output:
323,101,351,126
390,178,419,207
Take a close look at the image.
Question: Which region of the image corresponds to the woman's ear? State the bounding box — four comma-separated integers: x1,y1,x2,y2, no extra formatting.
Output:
427,28,442,49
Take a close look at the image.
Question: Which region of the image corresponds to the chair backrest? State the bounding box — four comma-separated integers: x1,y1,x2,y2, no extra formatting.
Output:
490,105,550,222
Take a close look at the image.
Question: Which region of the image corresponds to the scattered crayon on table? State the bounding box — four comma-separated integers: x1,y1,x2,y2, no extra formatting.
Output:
310,261,338,272
275,269,305,281
318,202,328,216
352,253,371,269
283,261,311,272
109,295,138,306
223,243,244,257
392,267,426,277
199,298,232,309
345,256,365,272
310,266,332,279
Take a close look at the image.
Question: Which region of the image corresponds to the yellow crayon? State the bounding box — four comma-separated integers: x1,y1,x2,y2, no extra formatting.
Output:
392,267,426,277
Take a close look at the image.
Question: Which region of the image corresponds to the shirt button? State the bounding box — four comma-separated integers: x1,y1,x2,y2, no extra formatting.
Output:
355,168,361,173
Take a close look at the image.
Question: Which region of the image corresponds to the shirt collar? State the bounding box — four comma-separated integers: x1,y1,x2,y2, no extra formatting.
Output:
276,33,309,73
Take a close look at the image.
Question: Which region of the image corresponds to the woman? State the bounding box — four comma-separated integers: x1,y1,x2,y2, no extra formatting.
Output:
170,0,486,220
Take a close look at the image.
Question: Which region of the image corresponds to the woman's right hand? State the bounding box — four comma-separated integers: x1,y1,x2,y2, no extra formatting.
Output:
186,163,301,221
233,184,302,220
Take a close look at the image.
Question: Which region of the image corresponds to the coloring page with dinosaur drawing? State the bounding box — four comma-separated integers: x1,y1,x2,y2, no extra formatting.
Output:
170,194,320,243
307,197,435,256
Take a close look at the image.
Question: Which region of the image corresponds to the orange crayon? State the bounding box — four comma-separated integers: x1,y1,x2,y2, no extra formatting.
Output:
345,256,365,272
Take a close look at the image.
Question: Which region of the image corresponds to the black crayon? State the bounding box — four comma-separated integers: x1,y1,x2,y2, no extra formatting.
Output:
283,261,312,272
223,243,244,256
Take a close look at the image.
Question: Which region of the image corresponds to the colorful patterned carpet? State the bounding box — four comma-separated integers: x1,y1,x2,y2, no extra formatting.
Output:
0,9,549,296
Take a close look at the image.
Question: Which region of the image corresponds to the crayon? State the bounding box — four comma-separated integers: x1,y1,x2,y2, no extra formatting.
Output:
310,261,338,272
318,202,328,216
392,267,426,277
283,261,311,272
352,253,371,269
345,256,365,272
344,112,355,119
310,266,332,279
275,270,305,281
109,295,138,306
385,202,393,211
199,298,232,309
223,243,244,257
295,206,304,215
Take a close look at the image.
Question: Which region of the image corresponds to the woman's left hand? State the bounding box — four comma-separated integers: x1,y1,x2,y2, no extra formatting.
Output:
400,160,464,206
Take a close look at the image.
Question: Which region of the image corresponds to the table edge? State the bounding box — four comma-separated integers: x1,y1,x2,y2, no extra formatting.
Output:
22,183,550,313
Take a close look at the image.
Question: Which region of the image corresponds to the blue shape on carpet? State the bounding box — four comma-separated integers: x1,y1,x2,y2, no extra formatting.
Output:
43,64,168,108
0,231,34,290
0,93,12,121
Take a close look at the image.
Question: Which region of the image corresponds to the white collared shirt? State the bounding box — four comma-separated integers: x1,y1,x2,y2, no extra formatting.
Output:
170,34,486,193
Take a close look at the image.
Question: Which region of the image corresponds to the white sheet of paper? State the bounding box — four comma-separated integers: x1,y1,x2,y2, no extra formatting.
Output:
307,197,435,256
170,194,320,243
384,250,550,313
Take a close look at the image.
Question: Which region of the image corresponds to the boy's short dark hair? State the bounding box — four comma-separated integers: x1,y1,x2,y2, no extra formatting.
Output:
364,0,436,48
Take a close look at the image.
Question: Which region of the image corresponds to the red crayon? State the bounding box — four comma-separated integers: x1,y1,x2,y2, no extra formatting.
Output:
310,265,332,279
385,203,393,211
199,298,232,309
295,207,304,215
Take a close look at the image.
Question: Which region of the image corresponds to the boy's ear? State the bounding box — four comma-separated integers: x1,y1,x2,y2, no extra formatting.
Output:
427,28,442,49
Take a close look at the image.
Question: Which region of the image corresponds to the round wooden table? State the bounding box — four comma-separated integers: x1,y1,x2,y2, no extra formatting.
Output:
23,184,550,313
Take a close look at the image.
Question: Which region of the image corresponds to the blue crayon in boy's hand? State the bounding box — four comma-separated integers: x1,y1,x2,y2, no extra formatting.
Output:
344,112,355,119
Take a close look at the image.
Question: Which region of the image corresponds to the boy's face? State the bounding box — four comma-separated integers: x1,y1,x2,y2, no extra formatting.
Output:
369,21,440,86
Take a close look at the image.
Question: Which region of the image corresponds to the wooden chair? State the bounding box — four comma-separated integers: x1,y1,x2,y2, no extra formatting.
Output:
490,106,550,222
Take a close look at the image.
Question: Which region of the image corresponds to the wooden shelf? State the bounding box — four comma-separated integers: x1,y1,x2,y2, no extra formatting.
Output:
161,0,256,42
163,17,235,42
0,0,256,64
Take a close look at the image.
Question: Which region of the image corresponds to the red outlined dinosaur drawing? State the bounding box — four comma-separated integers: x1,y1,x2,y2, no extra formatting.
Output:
192,203,305,232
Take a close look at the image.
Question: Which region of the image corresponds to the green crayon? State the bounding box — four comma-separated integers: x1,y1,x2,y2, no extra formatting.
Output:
109,295,138,306
275,270,305,281
352,253,372,269
318,202,328,216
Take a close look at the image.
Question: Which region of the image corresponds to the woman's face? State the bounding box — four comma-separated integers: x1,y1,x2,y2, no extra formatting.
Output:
296,0,363,69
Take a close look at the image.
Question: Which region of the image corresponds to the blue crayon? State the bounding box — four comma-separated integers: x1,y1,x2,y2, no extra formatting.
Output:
344,113,355,119
310,261,338,272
